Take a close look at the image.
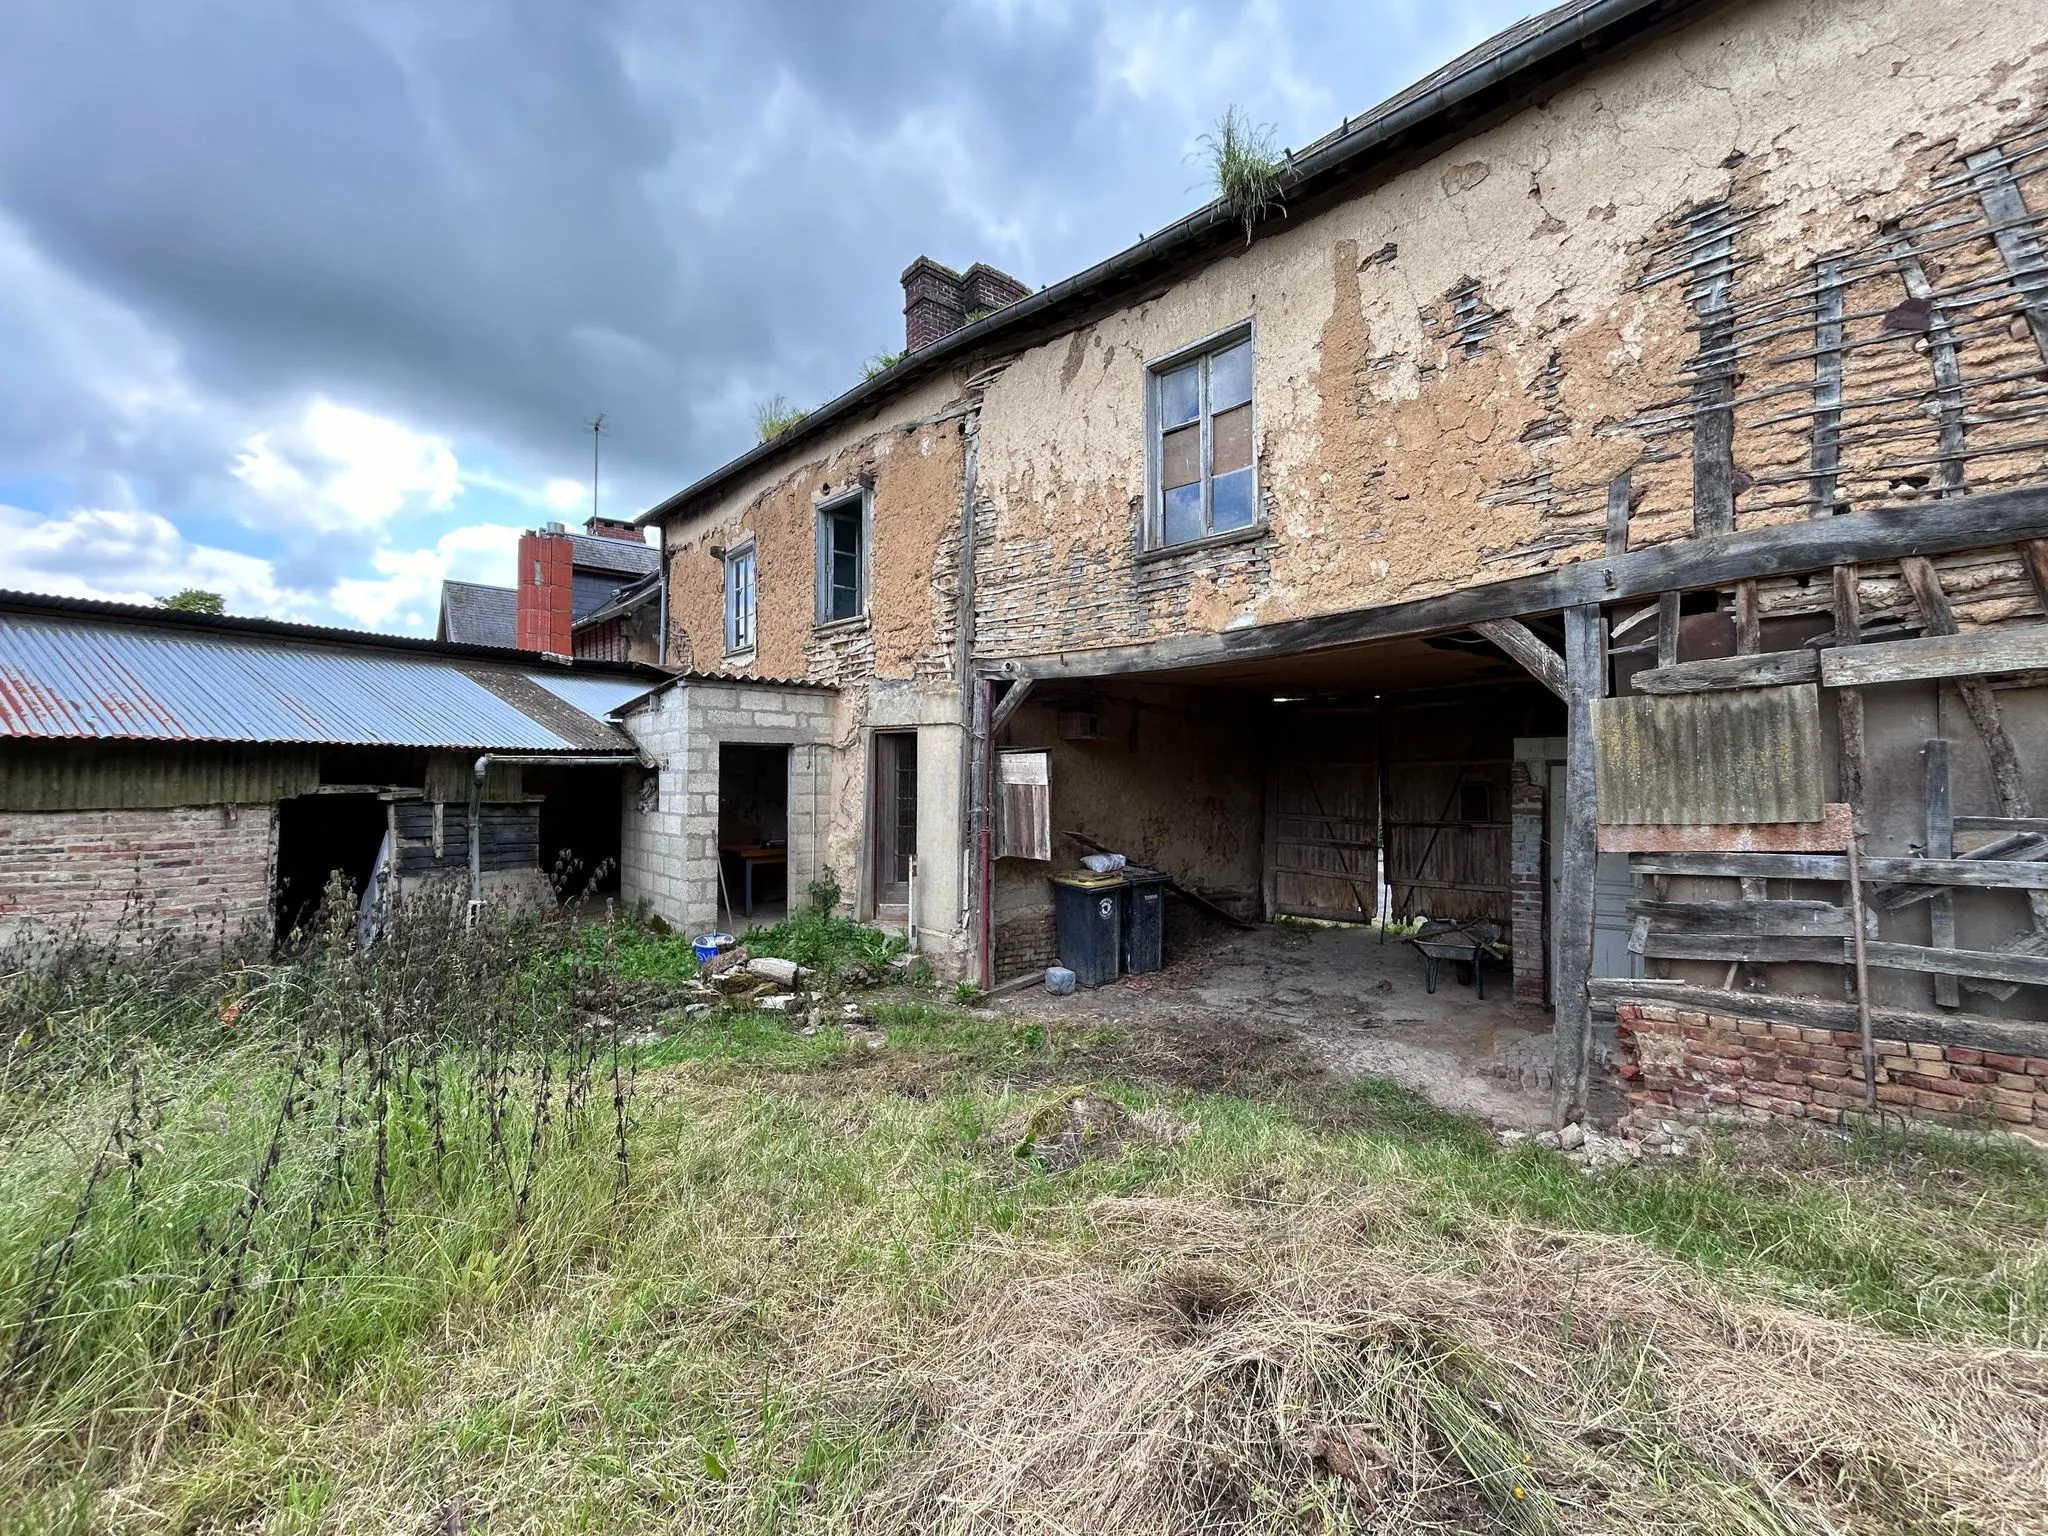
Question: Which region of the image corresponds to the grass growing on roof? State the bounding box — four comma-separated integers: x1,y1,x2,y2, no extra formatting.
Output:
2,903,2043,1533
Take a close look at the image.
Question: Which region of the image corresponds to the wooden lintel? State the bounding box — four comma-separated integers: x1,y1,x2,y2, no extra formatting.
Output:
992,487,2048,684
1632,649,1820,695
1588,978,2048,1059
1472,619,1567,699
1628,850,2048,888
1638,933,1848,965
1818,624,2048,688
1628,898,1853,938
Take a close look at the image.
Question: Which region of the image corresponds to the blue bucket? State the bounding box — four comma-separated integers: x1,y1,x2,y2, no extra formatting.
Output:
693,932,736,963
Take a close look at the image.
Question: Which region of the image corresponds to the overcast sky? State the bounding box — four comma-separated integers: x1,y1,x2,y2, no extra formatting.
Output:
1,0,1532,633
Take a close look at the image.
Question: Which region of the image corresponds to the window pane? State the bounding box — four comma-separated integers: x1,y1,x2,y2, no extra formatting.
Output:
1210,403,1251,475
1162,480,1202,545
1160,423,1200,490
1210,467,1255,532
1158,363,1200,427
1208,340,1252,410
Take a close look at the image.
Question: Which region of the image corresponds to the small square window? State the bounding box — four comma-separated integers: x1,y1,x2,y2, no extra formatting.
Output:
1458,782,1493,823
815,491,866,623
1148,328,1257,548
724,543,756,654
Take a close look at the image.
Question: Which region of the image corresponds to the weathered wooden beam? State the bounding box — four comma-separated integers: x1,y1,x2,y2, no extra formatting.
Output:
1656,590,1681,670
1889,238,1967,493
992,488,2048,683
1967,147,2048,363
1809,255,1846,516
1864,940,2048,989
1925,739,1960,1008
1605,471,1632,556
1878,833,2048,912
1628,850,2048,887
1632,649,1820,694
1898,558,2033,820
1554,605,1604,1126
2022,540,2048,613
1819,624,2048,688
1734,581,1760,655
1637,933,1848,964
1957,815,2048,835
1628,898,1853,937
1691,221,1738,537
1472,619,1567,700
988,678,1035,738
1831,563,1868,809
1588,977,2048,1059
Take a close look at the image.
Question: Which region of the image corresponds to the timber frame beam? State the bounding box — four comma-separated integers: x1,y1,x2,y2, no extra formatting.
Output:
986,486,2048,683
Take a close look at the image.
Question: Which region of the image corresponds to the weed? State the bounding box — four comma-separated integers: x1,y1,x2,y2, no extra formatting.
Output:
862,351,903,380
1199,105,1288,242
753,395,807,442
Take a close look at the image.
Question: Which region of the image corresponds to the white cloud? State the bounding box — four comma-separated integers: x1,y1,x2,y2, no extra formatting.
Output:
326,521,522,633
542,476,587,511
232,399,462,533
0,503,296,615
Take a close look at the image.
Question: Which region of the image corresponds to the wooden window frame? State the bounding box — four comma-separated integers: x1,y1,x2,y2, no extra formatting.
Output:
1142,320,1258,552
814,487,871,627
723,538,756,656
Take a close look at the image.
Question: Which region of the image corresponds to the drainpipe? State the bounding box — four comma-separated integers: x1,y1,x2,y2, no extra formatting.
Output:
907,853,919,953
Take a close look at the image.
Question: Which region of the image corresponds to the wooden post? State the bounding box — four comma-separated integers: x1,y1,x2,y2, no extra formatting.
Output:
1845,832,1879,1111
1924,739,1959,1009
1656,590,1681,669
1553,604,1605,1125
1605,470,1632,556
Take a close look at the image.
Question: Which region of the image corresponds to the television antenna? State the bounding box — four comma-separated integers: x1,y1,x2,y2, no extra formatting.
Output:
586,414,607,521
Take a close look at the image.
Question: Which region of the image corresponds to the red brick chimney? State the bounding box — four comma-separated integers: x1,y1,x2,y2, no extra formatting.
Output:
515,523,574,654
584,514,644,542
901,256,1029,351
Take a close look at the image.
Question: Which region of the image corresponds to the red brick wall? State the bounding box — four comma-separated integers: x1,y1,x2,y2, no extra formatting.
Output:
515,532,574,654
0,804,277,945
1614,1003,2048,1145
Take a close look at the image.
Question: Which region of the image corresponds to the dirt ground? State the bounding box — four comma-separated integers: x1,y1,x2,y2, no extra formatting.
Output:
1004,913,1608,1132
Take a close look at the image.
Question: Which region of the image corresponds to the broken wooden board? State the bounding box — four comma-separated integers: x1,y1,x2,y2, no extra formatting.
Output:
1628,851,2048,887
1631,650,1820,694
1819,625,2048,689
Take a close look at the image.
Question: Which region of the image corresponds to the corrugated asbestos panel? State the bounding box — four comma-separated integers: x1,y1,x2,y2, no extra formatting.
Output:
1591,684,1825,826
0,742,319,811
0,611,632,751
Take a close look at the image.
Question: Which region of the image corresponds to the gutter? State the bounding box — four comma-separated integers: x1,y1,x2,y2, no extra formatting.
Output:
635,0,1700,532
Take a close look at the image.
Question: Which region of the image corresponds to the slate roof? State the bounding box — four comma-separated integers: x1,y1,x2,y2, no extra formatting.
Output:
438,579,518,648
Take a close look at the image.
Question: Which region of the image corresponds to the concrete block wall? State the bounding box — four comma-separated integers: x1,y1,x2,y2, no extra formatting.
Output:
620,681,835,935
1614,1003,2048,1146
0,803,276,947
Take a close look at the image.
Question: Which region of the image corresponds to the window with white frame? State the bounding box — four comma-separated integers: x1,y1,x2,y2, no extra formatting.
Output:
1148,327,1255,547
815,489,867,623
723,540,756,654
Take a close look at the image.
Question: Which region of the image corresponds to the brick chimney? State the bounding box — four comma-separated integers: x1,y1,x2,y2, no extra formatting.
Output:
901,256,1029,350
584,514,645,542
515,523,574,654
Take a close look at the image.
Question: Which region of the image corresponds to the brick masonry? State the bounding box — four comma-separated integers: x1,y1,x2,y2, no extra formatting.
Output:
1614,1003,2048,1145
0,803,277,945
1509,761,1545,1007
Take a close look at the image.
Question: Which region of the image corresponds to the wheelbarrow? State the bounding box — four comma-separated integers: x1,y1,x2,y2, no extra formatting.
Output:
1408,919,1509,999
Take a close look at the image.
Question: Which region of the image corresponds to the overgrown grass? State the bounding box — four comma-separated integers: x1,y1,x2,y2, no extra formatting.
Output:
2,906,2043,1533
1200,104,1288,241
753,394,808,442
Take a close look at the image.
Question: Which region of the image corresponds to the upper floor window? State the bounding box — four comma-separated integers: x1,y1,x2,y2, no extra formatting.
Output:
815,489,868,624
1148,327,1255,548
723,540,756,654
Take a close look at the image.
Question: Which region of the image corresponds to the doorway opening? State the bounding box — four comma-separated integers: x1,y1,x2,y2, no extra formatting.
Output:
526,764,624,902
872,730,917,911
718,743,789,922
274,793,387,943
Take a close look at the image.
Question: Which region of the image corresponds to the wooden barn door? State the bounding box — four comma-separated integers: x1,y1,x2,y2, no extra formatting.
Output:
1264,708,1378,922
1384,701,1513,924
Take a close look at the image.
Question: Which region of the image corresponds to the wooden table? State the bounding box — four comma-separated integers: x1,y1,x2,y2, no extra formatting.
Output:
723,844,788,917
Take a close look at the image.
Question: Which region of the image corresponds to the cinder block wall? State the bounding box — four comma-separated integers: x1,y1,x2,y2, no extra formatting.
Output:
0,803,277,947
1614,1003,2048,1145
620,682,835,935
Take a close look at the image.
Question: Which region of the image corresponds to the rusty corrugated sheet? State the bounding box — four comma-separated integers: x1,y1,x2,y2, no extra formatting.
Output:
0,610,633,752
1592,684,1825,825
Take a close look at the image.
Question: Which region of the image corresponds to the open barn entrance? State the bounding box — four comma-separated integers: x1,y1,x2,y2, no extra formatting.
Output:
525,764,625,902
718,744,790,923
274,793,387,942
985,624,1572,1125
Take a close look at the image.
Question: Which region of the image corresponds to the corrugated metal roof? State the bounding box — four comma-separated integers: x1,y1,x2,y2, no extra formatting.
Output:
527,671,661,721
1592,684,1825,826
0,608,637,751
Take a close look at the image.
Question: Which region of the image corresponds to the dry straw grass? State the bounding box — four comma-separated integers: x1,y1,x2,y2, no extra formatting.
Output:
878,1195,2048,1535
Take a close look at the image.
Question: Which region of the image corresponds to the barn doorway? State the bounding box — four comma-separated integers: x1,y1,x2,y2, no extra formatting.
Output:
718,744,790,922
273,793,387,943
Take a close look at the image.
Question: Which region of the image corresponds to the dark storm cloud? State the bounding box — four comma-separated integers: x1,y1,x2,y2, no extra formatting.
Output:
0,0,1522,526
